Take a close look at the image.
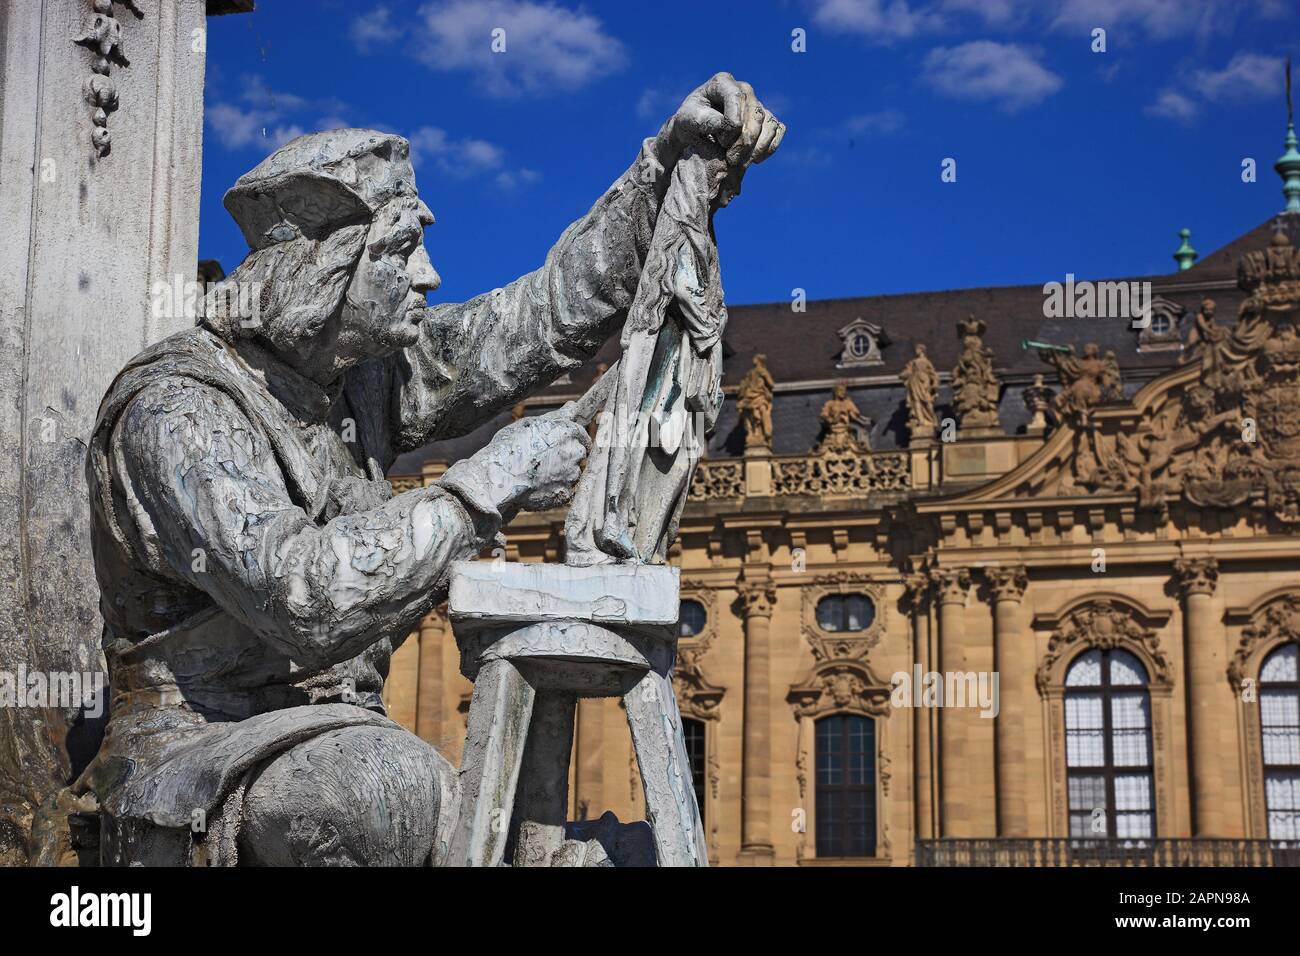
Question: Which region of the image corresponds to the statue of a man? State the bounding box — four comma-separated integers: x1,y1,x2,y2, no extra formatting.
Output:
737,354,775,449
900,343,938,439
75,73,780,866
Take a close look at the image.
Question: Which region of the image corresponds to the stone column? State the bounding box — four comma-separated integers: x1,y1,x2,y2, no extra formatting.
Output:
415,608,448,747
1175,557,1232,837
987,566,1029,837
904,574,935,841
0,0,248,861
931,567,973,837
737,579,777,864
573,698,605,821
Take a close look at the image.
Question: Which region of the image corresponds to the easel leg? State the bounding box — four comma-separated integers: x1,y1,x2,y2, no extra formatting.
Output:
624,668,709,867
449,658,535,866
510,692,576,866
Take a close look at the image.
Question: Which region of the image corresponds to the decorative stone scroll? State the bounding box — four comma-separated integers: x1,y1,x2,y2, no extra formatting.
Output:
1228,592,1300,690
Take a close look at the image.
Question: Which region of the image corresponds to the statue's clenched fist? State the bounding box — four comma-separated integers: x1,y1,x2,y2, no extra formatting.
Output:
658,72,785,170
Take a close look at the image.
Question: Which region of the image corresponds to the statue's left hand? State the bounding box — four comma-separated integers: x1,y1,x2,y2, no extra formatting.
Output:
658,72,784,170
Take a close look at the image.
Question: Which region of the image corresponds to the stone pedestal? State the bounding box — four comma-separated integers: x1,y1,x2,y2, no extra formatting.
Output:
446,561,708,867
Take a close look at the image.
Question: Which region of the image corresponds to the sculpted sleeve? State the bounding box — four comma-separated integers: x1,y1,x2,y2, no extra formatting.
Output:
387,138,669,450
117,378,496,669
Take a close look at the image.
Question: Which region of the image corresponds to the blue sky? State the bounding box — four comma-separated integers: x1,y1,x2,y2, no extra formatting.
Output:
200,0,1299,307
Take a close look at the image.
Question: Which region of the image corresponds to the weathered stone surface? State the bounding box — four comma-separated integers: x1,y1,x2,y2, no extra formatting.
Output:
449,561,680,631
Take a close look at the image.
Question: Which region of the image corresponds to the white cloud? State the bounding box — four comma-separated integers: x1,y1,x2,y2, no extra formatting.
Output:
408,0,625,97
1146,52,1285,124
1145,89,1199,122
410,125,540,191
922,41,1063,112
495,168,542,190
206,103,276,150
1192,51,1285,102
1050,0,1267,42
206,76,352,151
841,110,906,135
351,5,401,51
810,0,939,41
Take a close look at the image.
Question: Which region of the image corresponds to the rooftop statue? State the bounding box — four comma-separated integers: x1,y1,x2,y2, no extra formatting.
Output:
75,73,781,866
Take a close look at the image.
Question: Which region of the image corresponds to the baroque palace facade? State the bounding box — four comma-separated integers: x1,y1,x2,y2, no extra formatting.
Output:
381,166,1300,867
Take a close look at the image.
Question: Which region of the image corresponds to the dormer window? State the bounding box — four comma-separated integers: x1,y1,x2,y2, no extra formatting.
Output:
836,318,887,368
1135,297,1185,353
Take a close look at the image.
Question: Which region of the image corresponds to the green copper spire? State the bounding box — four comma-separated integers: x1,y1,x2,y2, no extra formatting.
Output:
1276,57,1300,213
1173,228,1197,271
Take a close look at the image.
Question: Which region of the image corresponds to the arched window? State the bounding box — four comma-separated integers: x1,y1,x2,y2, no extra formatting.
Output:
815,594,875,633
1064,648,1155,842
679,599,707,638
1261,643,1300,841
815,714,876,857
680,717,707,828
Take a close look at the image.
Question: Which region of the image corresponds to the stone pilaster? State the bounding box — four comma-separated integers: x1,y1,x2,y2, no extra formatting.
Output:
737,579,777,864
986,565,1030,837
904,573,935,841
930,567,974,837
1174,557,1239,836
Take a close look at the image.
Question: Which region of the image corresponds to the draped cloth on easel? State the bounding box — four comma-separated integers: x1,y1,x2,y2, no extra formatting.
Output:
565,145,731,565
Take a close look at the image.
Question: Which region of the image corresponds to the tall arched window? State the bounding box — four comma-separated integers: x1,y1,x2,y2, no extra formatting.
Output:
680,717,707,828
815,714,876,857
1261,643,1300,841
1064,648,1155,842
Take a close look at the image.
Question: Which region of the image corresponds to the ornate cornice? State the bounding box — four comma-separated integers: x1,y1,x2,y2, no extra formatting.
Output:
1228,592,1300,690
1173,557,1219,597
1036,599,1172,694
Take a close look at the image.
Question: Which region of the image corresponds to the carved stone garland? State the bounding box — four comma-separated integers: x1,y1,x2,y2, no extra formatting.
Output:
74,0,143,158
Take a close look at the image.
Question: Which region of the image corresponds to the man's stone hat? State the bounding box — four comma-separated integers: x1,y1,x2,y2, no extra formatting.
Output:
223,128,433,250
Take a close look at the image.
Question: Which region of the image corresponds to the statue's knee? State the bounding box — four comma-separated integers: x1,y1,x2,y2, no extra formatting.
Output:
241,727,451,866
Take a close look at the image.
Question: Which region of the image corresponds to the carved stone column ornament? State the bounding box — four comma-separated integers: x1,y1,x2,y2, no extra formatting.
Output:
985,566,1030,837
1173,557,1235,836
1022,374,1054,434
74,0,142,158
737,578,777,862
950,317,1001,431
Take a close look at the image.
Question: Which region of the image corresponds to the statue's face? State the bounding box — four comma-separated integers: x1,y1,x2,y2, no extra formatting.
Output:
339,196,440,357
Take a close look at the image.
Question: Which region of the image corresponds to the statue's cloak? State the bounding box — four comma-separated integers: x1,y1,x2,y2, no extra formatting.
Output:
76,326,401,838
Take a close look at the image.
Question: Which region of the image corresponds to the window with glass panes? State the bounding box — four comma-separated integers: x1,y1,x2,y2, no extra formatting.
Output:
1261,643,1300,841
1064,648,1155,841
815,714,875,857
815,594,875,633
681,717,707,829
